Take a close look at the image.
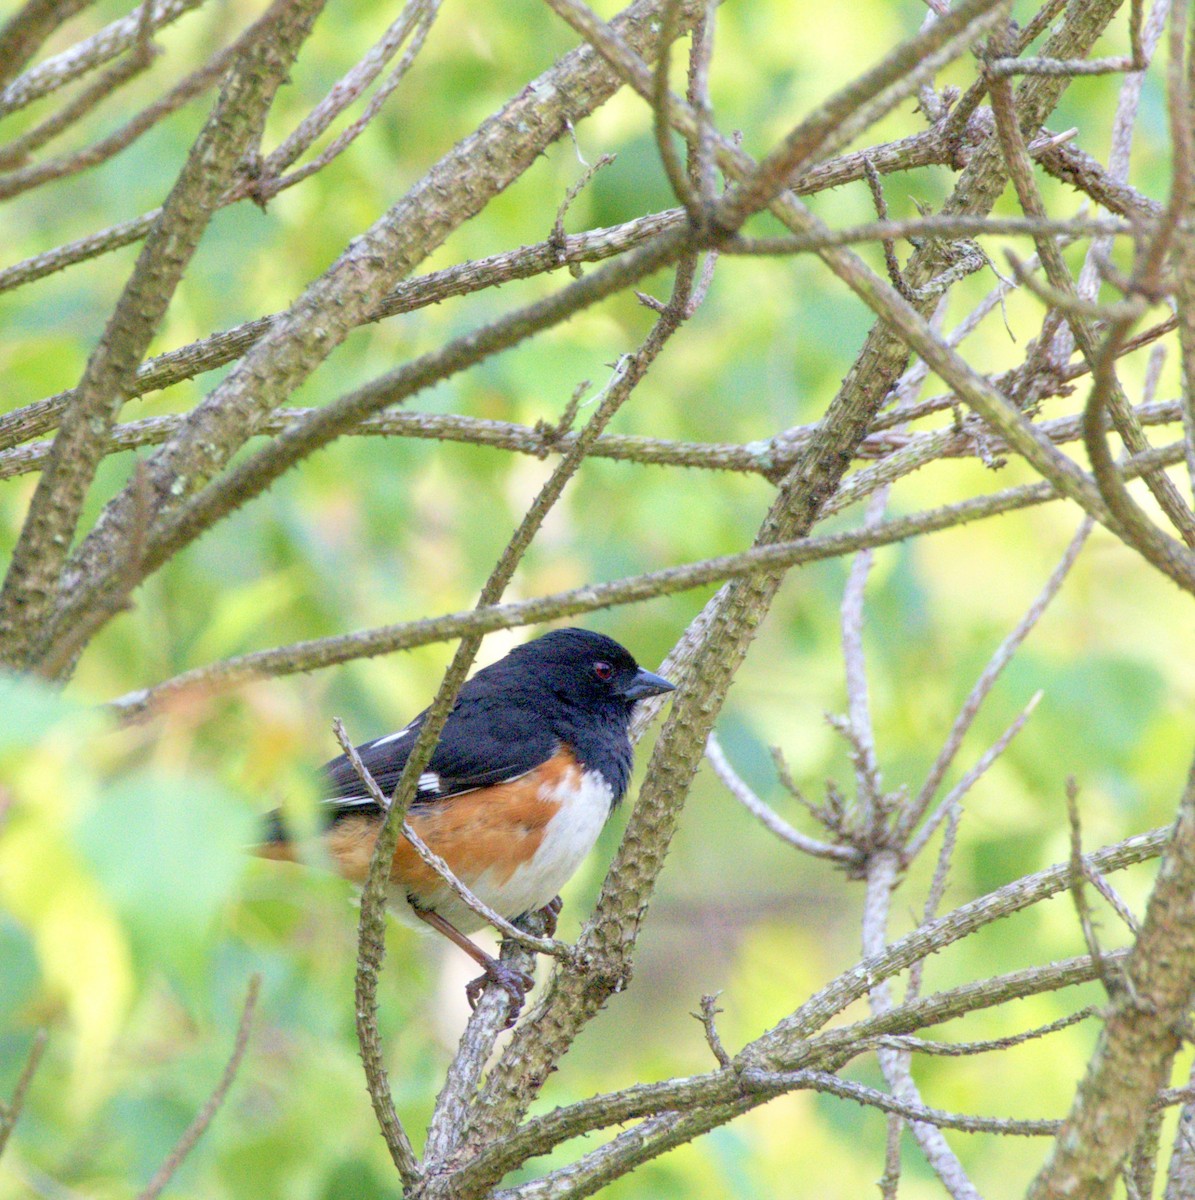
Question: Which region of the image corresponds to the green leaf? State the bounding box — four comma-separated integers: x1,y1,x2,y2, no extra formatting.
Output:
0,672,88,753
0,912,39,1023
74,771,255,939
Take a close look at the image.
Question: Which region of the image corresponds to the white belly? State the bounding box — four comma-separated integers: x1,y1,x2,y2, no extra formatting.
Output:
389,768,614,934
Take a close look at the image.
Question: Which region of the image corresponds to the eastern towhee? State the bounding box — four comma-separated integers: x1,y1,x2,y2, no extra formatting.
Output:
262,628,675,1017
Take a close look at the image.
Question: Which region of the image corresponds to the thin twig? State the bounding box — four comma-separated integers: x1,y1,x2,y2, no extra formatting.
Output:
0,35,241,201
840,486,890,826
1084,864,1141,935
248,0,443,201
906,690,1043,863
0,38,159,171
684,0,718,211
246,0,437,188
874,1007,1097,1057
136,975,261,1200
740,1069,1061,1137
0,0,98,92
0,1031,47,1158
1066,777,1120,998
694,994,732,1068
705,732,855,863
651,0,700,219
986,54,1135,77
899,516,1093,844
864,156,914,300
906,802,961,1000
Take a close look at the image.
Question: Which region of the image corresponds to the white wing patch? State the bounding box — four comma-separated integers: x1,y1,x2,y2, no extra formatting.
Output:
325,794,375,810
326,771,437,812
371,725,413,749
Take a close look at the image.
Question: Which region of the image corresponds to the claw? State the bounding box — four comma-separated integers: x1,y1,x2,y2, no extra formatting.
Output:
465,958,535,1027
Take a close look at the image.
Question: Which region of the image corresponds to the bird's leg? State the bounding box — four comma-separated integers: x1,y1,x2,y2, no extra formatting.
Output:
411,904,533,1024
512,895,562,936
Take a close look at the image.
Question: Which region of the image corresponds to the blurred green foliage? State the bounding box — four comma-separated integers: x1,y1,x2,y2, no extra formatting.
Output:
1,0,1191,1197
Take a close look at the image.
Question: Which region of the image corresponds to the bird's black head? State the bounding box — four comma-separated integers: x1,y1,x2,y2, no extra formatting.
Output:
507,628,675,712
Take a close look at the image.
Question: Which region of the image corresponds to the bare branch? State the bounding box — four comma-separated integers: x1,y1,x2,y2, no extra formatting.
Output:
899,516,1093,844
0,0,97,91
650,0,700,220
246,0,440,192
840,486,890,823
0,0,208,118
705,732,855,863
0,35,240,201
0,0,327,673
875,1007,1097,1058
0,34,158,171
906,689,1042,864
742,1069,1061,1137
1029,754,1195,1200
986,55,1135,77
109,442,1187,723
1067,777,1121,998
693,993,732,1068
1038,138,1164,221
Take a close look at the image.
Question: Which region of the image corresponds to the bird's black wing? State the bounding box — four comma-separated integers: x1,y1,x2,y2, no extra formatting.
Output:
321,693,560,816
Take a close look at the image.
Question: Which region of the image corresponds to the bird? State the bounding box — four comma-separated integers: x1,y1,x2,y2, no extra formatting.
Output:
261,628,675,1019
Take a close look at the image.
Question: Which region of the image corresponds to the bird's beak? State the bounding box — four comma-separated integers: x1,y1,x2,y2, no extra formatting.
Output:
619,667,676,701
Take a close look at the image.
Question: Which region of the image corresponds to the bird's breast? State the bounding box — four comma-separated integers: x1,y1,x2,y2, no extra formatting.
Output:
367,747,614,932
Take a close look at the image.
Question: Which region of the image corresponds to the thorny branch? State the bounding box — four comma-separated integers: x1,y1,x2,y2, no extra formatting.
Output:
107,432,1186,723
4,0,1195,1194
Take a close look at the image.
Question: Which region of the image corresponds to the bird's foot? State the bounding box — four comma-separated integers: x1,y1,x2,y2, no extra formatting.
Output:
538,894,564,937
465,958,535,1027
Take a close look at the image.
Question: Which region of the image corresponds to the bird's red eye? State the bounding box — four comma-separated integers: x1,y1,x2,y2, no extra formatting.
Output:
593,661,613,681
